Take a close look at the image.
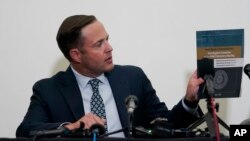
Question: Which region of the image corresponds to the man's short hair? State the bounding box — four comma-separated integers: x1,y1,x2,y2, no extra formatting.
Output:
56,15,96,61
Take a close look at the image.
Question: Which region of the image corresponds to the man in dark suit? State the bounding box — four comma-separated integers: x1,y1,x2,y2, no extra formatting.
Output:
16,15,204,137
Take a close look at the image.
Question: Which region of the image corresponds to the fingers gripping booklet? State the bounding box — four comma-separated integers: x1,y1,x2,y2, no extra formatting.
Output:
196,29,244,99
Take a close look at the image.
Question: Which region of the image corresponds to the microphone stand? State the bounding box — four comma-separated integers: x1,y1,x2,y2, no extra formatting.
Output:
187,74,230,139
128,112,134,138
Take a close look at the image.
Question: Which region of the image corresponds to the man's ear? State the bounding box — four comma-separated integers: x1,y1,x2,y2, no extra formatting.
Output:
69,48,81,63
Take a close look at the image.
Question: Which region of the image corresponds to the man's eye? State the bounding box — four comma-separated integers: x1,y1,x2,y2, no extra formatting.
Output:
95,41,103,47
94,36,109,47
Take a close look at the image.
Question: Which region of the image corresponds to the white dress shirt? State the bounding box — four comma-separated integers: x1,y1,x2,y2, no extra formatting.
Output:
71,66,125,137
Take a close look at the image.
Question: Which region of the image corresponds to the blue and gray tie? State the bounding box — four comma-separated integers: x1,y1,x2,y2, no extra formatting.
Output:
88,78,108,133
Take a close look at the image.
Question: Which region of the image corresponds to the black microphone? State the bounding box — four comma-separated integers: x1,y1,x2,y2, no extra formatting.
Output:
89,123,105,136
241,118,250,125
125,95,138,137
244,64,250,79
125,95,138,114
29,126,69,137
197,58,215,78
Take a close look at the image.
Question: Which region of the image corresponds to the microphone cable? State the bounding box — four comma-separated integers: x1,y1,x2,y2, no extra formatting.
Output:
92,132,97,141
99,127,126,137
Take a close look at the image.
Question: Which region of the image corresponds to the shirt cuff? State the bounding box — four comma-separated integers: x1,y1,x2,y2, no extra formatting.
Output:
58,122,70,128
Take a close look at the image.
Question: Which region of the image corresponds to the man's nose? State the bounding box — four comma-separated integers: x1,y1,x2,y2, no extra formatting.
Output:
105,41,113,52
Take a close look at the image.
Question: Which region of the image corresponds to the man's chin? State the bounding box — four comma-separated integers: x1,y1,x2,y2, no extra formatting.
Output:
105,64,114,72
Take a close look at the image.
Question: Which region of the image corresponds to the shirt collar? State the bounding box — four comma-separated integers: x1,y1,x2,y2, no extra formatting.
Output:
71,66,107,88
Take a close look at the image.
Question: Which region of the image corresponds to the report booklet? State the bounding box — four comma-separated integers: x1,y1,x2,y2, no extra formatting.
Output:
196,29,244,99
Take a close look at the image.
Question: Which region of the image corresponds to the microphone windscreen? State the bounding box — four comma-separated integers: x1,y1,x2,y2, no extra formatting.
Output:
197,58,215,78
240,118,250,125
89,124,105,136
125,95,138,106
244,64,250,79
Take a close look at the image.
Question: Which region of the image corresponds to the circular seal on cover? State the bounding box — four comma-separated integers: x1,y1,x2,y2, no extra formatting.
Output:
213,70,228,90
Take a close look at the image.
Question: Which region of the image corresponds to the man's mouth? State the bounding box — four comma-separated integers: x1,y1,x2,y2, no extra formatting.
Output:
105,56,113,63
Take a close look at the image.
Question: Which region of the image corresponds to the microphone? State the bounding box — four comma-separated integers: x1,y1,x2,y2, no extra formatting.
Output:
125,95,138,114
240,118,250,125
244,64,250,79
29,126,69,137
125,95,138,137
204,74,215,96
88,123,105,136
197,58,215,78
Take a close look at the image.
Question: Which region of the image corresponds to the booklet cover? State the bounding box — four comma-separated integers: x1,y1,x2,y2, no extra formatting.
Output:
196,29,244,99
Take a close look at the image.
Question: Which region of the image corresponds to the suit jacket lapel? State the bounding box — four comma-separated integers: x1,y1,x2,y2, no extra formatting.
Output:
105,67,130,129
57,66,130,128
58,67,85,120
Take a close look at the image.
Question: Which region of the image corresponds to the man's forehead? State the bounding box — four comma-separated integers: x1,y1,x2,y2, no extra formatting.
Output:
80,21,108,41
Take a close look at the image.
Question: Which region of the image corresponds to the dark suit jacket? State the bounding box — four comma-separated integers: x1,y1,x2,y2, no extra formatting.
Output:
16,65,200,137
